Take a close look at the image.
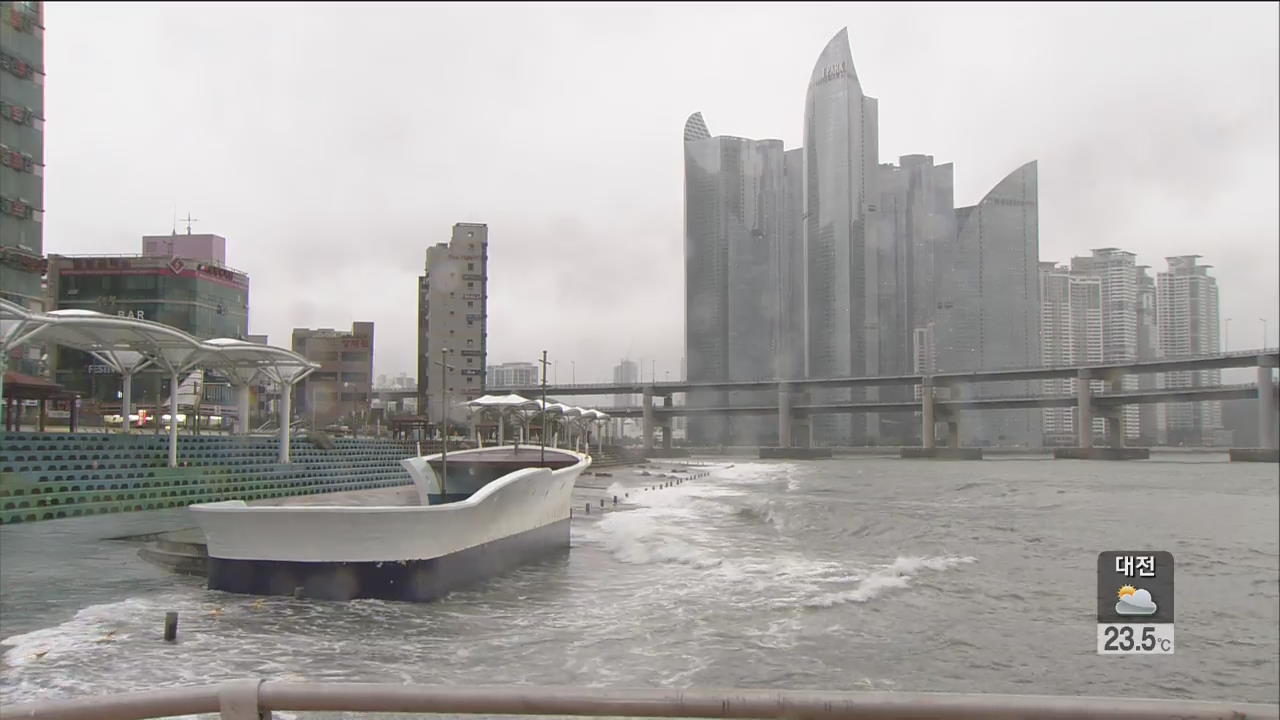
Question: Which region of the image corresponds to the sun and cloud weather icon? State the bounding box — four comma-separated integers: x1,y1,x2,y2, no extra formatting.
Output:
1116,585,1157,615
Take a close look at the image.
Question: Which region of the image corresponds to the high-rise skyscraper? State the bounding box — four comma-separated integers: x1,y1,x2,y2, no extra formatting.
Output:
1135,264,1162,444
934,161,1041,446
1039,262,1104,445
0,0,44,313
418,223,488,425
1157,255,1221,445
683,112,786,445
1071,248,1142,440
779,147,805,384
803,28,879,445
873,154,955,443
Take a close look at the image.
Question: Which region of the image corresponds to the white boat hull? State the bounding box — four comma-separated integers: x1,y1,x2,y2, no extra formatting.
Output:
189,448,589,601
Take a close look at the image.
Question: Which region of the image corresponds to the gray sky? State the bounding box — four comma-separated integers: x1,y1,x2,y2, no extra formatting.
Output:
43,2,1279,386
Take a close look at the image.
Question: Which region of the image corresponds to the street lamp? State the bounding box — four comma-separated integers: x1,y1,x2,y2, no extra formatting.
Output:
1263,318,1270,349
1224,318,1231,352
571,361,575,386
433,348,455,500
538,350,550,464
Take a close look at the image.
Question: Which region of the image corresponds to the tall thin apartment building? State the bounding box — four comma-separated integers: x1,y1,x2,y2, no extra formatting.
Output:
1039,262,1104,445
1135,265,1161,444
0,0,44,312
683,111,786,445
1157,255,1221,445
803,28,879,446
418,223,489,425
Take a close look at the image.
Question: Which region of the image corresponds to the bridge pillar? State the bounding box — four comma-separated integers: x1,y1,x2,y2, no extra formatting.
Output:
661,395,673,450
1104,375,1125,449
1077,369,1094,448
642,386,654,453
1259,363,1278,450
778,384,793,448
921,378,936,449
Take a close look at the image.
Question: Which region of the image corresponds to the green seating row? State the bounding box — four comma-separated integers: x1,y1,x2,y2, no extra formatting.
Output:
0,476,410,525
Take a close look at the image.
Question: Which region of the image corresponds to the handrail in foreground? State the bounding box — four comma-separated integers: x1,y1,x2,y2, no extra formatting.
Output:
2,682,1277,720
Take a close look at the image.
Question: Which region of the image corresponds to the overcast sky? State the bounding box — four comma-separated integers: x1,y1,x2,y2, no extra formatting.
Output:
43,2,1279,386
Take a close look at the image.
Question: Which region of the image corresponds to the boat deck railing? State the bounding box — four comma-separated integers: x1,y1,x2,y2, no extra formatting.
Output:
2,681,1276,720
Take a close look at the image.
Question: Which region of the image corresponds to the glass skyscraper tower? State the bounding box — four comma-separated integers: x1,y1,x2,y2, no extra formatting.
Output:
802,28,879,445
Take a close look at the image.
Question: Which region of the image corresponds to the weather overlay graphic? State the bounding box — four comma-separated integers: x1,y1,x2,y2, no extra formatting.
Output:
1097,551,1175,654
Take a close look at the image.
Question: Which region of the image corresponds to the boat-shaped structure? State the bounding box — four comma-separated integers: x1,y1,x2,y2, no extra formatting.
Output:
189,445,589,602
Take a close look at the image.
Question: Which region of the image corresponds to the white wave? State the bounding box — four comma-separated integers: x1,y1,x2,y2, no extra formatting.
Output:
803,555,977,608
594,511,722,568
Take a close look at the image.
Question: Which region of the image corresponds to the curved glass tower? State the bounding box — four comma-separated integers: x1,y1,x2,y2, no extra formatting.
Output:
803,28,879,445
935,161,1042,446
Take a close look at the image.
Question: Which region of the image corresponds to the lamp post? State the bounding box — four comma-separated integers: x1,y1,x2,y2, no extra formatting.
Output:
1263,318,1270,349
538,350,549,464
571,361,575,386
1224,318,1231,352
434,348,454,500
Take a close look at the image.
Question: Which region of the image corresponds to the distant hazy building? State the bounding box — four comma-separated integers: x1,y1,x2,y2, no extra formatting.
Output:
293,322,374,429
1157,255,1221,444
612,359,638,409
1134,265,1162,443
683,111,786,445
488,361,538,388
1071,248,1142,440
1039,262,1104,445
418,223,488,424
803,28,879,445
0,0,45,312
934,161,1041,446
873,154,955,443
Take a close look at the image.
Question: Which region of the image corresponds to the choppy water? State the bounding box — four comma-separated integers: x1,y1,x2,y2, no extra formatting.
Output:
2,457,1278,715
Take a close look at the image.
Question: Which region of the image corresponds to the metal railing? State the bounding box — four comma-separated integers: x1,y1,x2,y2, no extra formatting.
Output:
2,682,1276,720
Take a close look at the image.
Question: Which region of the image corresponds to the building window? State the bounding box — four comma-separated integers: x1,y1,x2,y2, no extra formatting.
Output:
468,263,474,271
466,339,473,346
467,377,474,384
468,282,474,289
467,301,473,308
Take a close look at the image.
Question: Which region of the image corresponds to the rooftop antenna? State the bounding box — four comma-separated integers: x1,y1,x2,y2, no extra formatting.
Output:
180,212,199,235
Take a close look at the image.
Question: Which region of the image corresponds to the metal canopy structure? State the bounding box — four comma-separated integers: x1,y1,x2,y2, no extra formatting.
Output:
0,299,319,465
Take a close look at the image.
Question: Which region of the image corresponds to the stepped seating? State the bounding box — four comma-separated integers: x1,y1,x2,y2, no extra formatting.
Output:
0,432,417,525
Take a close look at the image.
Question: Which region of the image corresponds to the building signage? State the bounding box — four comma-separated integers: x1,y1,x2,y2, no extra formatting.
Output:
116,310,146,320
169,257,185,274
341,337,370,349
815,61,848,85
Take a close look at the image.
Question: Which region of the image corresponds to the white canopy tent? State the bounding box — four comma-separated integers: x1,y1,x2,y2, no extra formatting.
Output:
194,338,318,462
463,394,539,445
0,299,318,465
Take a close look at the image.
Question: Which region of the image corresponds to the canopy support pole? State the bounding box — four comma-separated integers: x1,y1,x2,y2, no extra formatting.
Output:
168,371,180,467
278,382,293,463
